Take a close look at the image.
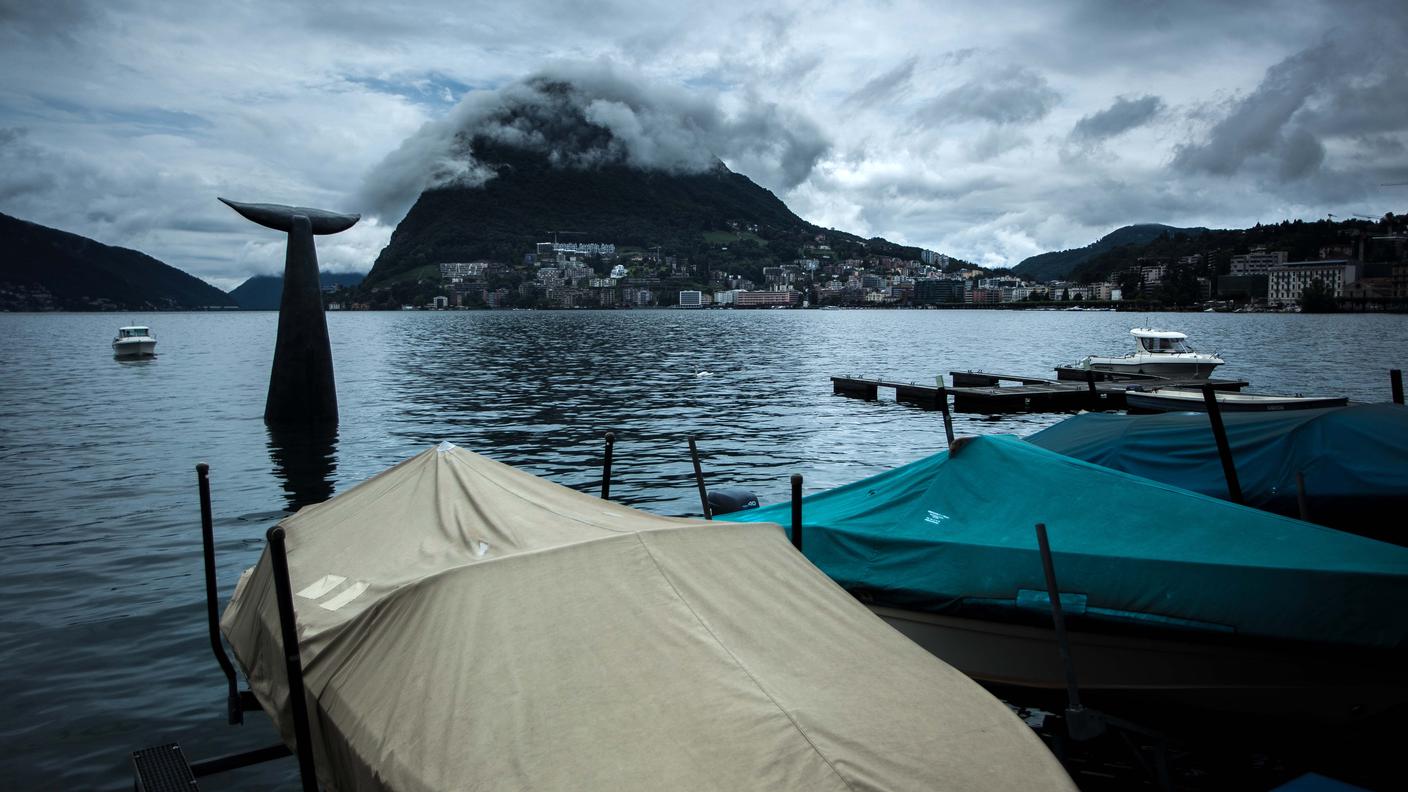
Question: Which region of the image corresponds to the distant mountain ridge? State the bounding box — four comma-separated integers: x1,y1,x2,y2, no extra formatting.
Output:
1014,224,1209,282
229,272,366,309
0,211,234,311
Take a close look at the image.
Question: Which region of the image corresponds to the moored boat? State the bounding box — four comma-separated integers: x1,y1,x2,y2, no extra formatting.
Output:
1026,405,1408,542
1070,328,1223,379
112,325,156,357
717,434,1408,724
219,442,1074,792
1124,387,1347,413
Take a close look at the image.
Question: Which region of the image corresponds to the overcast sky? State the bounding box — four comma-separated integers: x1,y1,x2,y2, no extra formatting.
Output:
2,0,1406,288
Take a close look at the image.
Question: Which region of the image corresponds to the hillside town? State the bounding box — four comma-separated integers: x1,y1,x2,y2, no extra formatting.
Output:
340,228,1408,313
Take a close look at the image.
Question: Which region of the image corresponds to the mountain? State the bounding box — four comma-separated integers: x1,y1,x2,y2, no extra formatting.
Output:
1013,224,1208,282
0,211,234,311
365,139,935,288
229,272,366,309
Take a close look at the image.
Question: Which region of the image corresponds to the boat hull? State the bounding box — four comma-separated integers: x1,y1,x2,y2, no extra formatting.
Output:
1125,390,1348,414
1087,360,1221,379
112,340,156,358
872,606,1406,726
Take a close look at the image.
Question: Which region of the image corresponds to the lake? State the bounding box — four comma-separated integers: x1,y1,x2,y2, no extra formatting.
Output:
1,309,1404,789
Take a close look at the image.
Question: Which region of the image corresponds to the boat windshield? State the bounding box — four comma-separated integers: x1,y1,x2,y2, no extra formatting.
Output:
1139,337,1192,353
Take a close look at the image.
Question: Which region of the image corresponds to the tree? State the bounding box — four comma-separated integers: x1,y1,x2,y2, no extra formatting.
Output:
1300,278,1338,313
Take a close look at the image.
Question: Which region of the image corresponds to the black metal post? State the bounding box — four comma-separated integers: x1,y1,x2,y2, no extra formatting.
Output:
198,463,242,726
1034,523,1082,710
790,474,803,551
936,380,956,446
1392,369,1404,405
601,432,614,500
688,437,712,520
1295,471,1311,522
267,527,319,792
1201,383,1243,504
1085,370,1099,409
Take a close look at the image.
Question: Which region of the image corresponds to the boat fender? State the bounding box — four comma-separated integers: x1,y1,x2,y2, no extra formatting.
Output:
707,487,759,516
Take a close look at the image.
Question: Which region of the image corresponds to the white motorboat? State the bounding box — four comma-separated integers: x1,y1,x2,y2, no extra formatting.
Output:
1074,328,1222,379
112,325,156,358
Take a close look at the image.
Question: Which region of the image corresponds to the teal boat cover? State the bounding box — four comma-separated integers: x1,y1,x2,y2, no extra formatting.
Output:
1026,405,1408,541
717,435,1408,650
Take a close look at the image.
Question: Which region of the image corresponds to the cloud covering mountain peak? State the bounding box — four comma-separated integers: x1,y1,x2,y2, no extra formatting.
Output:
360,62,830,223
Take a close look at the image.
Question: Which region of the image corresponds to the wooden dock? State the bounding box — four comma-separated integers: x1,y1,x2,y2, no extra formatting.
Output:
831,371,1249,414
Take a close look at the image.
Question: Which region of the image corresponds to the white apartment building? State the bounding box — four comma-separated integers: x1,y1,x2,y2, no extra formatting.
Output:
1267,260,1359,303
1230,250,1288,275
678,290,703,308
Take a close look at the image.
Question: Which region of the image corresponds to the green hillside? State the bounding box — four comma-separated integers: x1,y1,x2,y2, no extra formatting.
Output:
1014,224,1207,282
0,211,234,311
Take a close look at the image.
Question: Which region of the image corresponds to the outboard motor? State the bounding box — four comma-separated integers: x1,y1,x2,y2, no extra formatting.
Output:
707,487,759,516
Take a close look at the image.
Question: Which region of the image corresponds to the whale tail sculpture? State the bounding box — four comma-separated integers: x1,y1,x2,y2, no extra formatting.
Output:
220,198,359,426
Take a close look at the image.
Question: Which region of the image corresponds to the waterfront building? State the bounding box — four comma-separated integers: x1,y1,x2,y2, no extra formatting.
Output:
1230,250,1288,275
678,290,704,308
914,279,965,305
1267,260,1360,304
734,289,802,308
713,290,737,306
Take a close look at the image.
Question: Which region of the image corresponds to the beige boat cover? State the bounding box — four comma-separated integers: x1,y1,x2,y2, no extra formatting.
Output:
221,442,1073,792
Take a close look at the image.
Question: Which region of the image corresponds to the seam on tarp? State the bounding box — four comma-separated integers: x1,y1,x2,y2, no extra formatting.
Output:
631,532,859,792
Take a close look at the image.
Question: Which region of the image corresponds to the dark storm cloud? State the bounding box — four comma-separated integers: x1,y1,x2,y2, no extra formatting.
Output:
1172,15,1408,190
911,65,1059,126
844,56,918,110
0,0,97,42
359,60,830,223
1070,95,1164,142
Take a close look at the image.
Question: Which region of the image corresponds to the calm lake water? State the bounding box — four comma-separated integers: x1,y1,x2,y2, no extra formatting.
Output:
1,309,1405,789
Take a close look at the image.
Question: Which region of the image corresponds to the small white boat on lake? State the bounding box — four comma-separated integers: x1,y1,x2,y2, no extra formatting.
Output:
1124,387,1348,414
112,325,156,358
1075,328,1222,380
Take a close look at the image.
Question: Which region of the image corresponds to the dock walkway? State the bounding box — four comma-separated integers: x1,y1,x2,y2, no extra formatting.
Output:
832,371,1249,414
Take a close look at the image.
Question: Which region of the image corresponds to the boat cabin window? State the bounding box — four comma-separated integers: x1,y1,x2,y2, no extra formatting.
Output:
1139,337,1191,353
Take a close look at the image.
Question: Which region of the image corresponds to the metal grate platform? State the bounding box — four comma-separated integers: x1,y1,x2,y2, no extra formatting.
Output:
131,743,197,791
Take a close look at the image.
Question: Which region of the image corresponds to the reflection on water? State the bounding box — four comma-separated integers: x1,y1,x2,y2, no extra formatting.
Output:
266,423,339,512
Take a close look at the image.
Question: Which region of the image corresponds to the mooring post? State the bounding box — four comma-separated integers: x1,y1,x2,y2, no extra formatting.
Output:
198,463,243,726
1084,370,1099,409
1033,522,1106,744
600,432,614,500
688,437,712,520
1392,369,1404,405
790,474,803,551
1295,471,1311,522
266,527,319,792
1201,383,1243,504
936,376,955,446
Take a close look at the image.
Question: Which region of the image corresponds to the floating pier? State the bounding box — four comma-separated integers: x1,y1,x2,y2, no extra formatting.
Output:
832,371,1249,414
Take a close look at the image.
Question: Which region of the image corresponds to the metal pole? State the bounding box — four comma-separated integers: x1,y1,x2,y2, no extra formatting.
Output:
1392,369,1404,405
1034,523,1082,710
688,437,711,520
197,463,242,726
790,474,803,551
936,377,955,446
1295,471,1311,522
1085,370,1099,409
267,526,319,792
1201,383,1243,504
600,432,614,500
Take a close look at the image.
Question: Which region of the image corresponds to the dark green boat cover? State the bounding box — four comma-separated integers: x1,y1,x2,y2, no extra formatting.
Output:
1026,405,1408,541
717,435,1408,649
